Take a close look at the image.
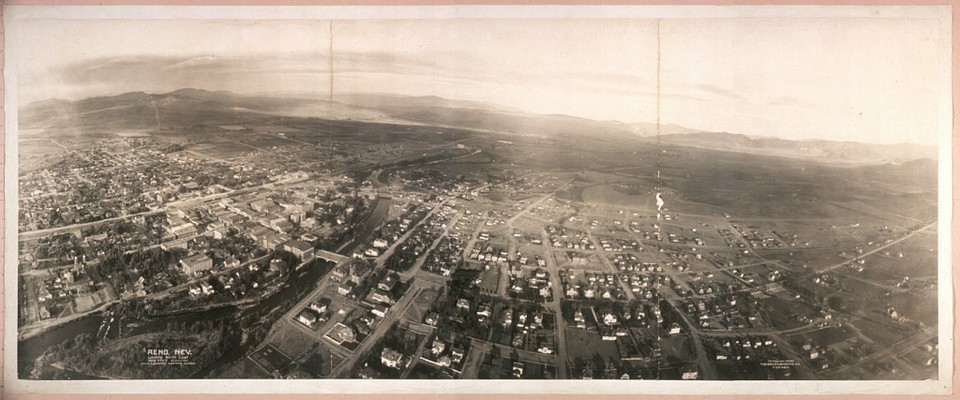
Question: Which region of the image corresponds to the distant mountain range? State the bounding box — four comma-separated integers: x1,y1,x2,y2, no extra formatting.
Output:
651,132,937,165
20,88,936,164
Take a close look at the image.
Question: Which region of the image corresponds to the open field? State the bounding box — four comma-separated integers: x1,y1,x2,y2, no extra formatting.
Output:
564,328,620,364
19,140,67,172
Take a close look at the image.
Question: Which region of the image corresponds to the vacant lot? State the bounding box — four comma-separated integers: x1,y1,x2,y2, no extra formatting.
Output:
249,344,292,375
564,328,620,364
19,139,66,172
190,142,256,159
850,317,911,346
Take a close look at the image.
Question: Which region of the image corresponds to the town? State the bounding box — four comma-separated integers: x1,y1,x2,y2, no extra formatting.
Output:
17,95,940,382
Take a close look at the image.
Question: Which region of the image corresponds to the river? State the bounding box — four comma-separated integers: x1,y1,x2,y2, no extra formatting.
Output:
17,196,392,380
190,262,331,378
21,262,332,380
335,196,392,254
18,314,103,378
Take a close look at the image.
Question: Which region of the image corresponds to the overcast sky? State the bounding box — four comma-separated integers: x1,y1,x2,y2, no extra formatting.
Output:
15,15,946,145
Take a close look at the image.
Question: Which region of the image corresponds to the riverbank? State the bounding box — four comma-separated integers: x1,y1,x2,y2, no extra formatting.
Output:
16,201,366,380
18,300,117,341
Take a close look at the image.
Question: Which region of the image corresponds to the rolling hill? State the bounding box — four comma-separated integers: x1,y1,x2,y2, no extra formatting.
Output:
652,132,937,165
19,88,936,164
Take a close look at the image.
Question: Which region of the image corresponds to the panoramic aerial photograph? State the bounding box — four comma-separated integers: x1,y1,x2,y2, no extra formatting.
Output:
8,11,948,386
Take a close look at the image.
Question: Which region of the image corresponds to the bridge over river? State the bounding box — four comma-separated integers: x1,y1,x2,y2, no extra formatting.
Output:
314,250,349,264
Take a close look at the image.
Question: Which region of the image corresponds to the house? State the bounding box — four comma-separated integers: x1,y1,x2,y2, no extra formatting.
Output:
354,321,372,336
371,289,394,304
436,355,452,367
539,286,551,298
501,309,513,326
218,275,234,290
439,264,453,276
377,274,398,292
456,298,471,310
669,323,682,335
451,346,465,363
424,312,440,326
681,365,699,380
431,340,446,355
309,300,329,314
199,281,214,295
381,348,403,369
602,310,618,326
373,238,389,249
508,310,523,325
335,325,357,343
360,313,376,327
512,361,524,378
297,309,318,327
533,312,544,327
538,344,555,354
180,254,213,276
372,304,389,318
476,304,492,318
224,257,241,268
338,281,357,296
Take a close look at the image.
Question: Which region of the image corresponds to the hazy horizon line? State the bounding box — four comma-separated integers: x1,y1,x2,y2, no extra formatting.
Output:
20,86,940,149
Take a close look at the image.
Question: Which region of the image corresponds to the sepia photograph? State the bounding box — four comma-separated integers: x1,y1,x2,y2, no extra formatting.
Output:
3,4,954,396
